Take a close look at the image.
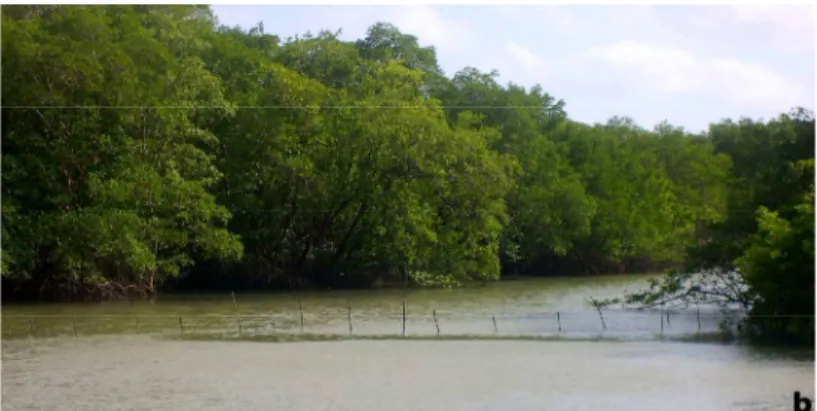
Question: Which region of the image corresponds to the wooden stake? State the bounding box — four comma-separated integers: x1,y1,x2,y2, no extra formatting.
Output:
179,316,184,334
402,297,407,337
233,291,240,335
347,302,353,335
402,263,407,337
666,309,671,327
557,312,562,333
28,319,34,337
660,309,664,336
696,304,701,331
433,310,440,336
595,307,607,331
492,316,498,334
588,297,607,331
299,299,304,331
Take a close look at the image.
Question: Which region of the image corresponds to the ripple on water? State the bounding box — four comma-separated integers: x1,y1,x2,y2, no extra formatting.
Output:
1,335,813,411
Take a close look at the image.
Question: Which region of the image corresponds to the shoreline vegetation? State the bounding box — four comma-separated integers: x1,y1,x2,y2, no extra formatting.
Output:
2,6,813,345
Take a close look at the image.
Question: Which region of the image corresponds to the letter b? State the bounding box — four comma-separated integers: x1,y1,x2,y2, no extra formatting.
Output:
795,391,812,411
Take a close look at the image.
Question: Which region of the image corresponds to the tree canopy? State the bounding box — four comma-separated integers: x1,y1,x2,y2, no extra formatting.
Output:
598,112,815,346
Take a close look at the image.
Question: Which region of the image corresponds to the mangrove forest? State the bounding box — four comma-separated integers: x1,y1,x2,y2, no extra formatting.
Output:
1,6,814,345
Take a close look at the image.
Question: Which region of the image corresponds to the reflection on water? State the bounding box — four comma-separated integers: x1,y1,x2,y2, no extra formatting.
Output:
2,336,813,411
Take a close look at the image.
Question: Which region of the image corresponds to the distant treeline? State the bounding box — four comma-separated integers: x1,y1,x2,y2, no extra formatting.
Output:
2,6,813,309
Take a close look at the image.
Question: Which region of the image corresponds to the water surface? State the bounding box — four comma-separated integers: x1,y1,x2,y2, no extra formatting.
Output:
2,336,813,411
2,275,731,339
2,275,812,411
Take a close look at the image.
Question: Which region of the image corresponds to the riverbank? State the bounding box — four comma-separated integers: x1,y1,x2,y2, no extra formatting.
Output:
1,271,666,303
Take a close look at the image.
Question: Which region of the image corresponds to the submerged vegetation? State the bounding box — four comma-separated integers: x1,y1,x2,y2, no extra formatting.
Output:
1,6,813,345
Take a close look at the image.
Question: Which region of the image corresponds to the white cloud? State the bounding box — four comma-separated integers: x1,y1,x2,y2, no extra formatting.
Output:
666,5,815,54
536,6,687,46
390,5,473,52
730,5,815,52
495,5,520,19
580,41,808,110
537,6,583,35
604,6,685,43
505,41,549,79
731,4,813,29
583,42,705,94
709,58,808,109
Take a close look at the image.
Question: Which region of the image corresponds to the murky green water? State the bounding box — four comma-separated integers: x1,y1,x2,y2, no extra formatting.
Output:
2,274,730,339
2,275,814,411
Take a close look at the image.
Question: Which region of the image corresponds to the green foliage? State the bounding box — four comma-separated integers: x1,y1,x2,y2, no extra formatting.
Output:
597,112,815,346
737,186,814,345
2,6,242,299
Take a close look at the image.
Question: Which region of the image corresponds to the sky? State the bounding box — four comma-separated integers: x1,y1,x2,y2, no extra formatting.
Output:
212,4,815,133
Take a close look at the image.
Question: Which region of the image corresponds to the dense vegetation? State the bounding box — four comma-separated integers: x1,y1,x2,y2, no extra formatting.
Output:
600,112,815,345
605,110,815,346
2,5,813,345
